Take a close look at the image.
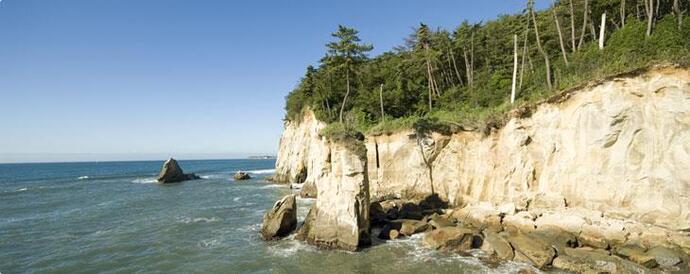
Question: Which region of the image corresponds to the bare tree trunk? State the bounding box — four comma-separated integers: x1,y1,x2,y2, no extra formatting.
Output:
578,0,590,49
339,70,350,123
531,3,553,90
674,0,682,30
463,47,473,90
519,25,529,89
645,0,654,37
637,1,642,20
553,3,570,65
621,0,626,27
569,0,577,52
599,13,607,49
449,48,464,86
511,34,519,104
379,84,385,121
470,32,475,88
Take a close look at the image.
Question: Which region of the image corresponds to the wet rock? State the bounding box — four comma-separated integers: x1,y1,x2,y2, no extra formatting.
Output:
506,233,557,269
646,246,682,267
260,194,297,240
155,158,201,184
424,227,482,253
480,232,515,260
418,193,447,212
553,247,649,273
369,202,388,226
396,219,429,236
233,171,252,181
398,202,423,220
380,199,403,220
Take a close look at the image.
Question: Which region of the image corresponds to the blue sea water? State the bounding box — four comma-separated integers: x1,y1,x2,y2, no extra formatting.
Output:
0,159,541,274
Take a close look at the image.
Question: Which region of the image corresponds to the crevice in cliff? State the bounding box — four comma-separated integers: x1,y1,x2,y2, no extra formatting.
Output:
374,141,380,169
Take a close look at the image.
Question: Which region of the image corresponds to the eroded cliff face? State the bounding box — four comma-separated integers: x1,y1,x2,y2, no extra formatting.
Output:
275,66,690,231
296,142,371,251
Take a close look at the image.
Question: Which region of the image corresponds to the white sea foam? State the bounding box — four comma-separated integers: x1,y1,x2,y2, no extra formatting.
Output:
132,178,157,184
17,187,28,192
259,184,284,189
77,176,89,180
233,197,241,202
247,169,276,174
267,236,318,257
179,217,219,224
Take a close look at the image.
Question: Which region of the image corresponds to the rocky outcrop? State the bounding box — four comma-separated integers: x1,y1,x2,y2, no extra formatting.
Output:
260,194,297,240
295,141,371,251
273,66,690,269
155,158,200,184
233,171,251,181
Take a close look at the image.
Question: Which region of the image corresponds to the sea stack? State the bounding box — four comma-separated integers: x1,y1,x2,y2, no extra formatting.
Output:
233,171,251,181
155,158,200,184
260,194,297,240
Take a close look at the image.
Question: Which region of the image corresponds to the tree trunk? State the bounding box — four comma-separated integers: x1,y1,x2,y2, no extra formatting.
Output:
569,0,577,52
531,4,553,90
470,32,475,88
599,12,606,50
463,47,473,90
511,34,519,104
621,0,626,28
674,0,682,30
449,48,464,86
519,25,529,90
339,69,350,124
553,4,570,65
578,0,589,49
646,0,654,37
379,84,385,122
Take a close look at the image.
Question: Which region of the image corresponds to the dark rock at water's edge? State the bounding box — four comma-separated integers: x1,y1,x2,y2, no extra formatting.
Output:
156,158,201,184
233,171,251,181
260,194,297,240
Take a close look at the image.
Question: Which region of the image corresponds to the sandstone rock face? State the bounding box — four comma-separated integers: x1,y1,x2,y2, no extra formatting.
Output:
260,194,297,240
295,142,371,251
155,158,200,184
276,67,690,231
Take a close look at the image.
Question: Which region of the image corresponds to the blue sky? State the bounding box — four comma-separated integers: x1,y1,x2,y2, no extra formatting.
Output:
0,0,548,163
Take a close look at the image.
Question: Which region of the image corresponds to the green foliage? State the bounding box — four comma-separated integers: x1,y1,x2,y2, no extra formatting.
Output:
284,1,690,137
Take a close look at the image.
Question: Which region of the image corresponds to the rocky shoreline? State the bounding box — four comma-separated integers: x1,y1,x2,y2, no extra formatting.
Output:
264,66,690,272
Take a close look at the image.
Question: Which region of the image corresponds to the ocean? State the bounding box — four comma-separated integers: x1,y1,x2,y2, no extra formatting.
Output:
0,159,541,273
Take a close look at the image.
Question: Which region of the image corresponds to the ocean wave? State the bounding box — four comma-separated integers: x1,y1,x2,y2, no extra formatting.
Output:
267,236,318,257
259,184,285,189
132,178,157,184
178,217,219,224
247,169,275,174
17,187,28,192
77,176,90,180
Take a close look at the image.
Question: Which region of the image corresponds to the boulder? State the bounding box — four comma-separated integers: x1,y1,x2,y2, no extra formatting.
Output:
480,232,515,260
233,171,251,181
398,202,423,220
646,246,682,268
396,219,429,236
423,227,483,253
452,203,502,232
155,158,200,184
530,227,578,255
553,247,649,273
260,194,297,240
506,233,557,269
299,180,317,198
428,214,456,229
503,211,536,234
369,202,388,226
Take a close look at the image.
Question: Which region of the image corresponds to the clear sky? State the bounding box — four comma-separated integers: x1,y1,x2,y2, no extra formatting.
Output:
0,0,549,163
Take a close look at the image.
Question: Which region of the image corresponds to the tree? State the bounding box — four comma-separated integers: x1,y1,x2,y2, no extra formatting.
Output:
322,25,373,123
553,1,570,65
529,0,553,90
645,0,655,37
416,23,440,111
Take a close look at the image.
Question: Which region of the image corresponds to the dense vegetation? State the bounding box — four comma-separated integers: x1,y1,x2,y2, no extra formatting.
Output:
285,0,690,137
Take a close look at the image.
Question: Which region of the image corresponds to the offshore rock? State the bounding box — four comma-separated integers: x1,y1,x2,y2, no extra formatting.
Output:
155,158,200,184
260,194,297,240
233,171,251,181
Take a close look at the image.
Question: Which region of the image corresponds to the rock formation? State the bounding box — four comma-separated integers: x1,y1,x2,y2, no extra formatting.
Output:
295,141,371,251
273,65,690,271
233,171,251,181
155,158,200,184
260,194,297,240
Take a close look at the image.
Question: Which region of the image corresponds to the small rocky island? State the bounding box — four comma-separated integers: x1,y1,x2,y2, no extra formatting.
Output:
155,158,200,184
233,171,251,181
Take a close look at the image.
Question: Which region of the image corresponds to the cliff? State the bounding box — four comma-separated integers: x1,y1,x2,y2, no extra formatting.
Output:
275,65,690,232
